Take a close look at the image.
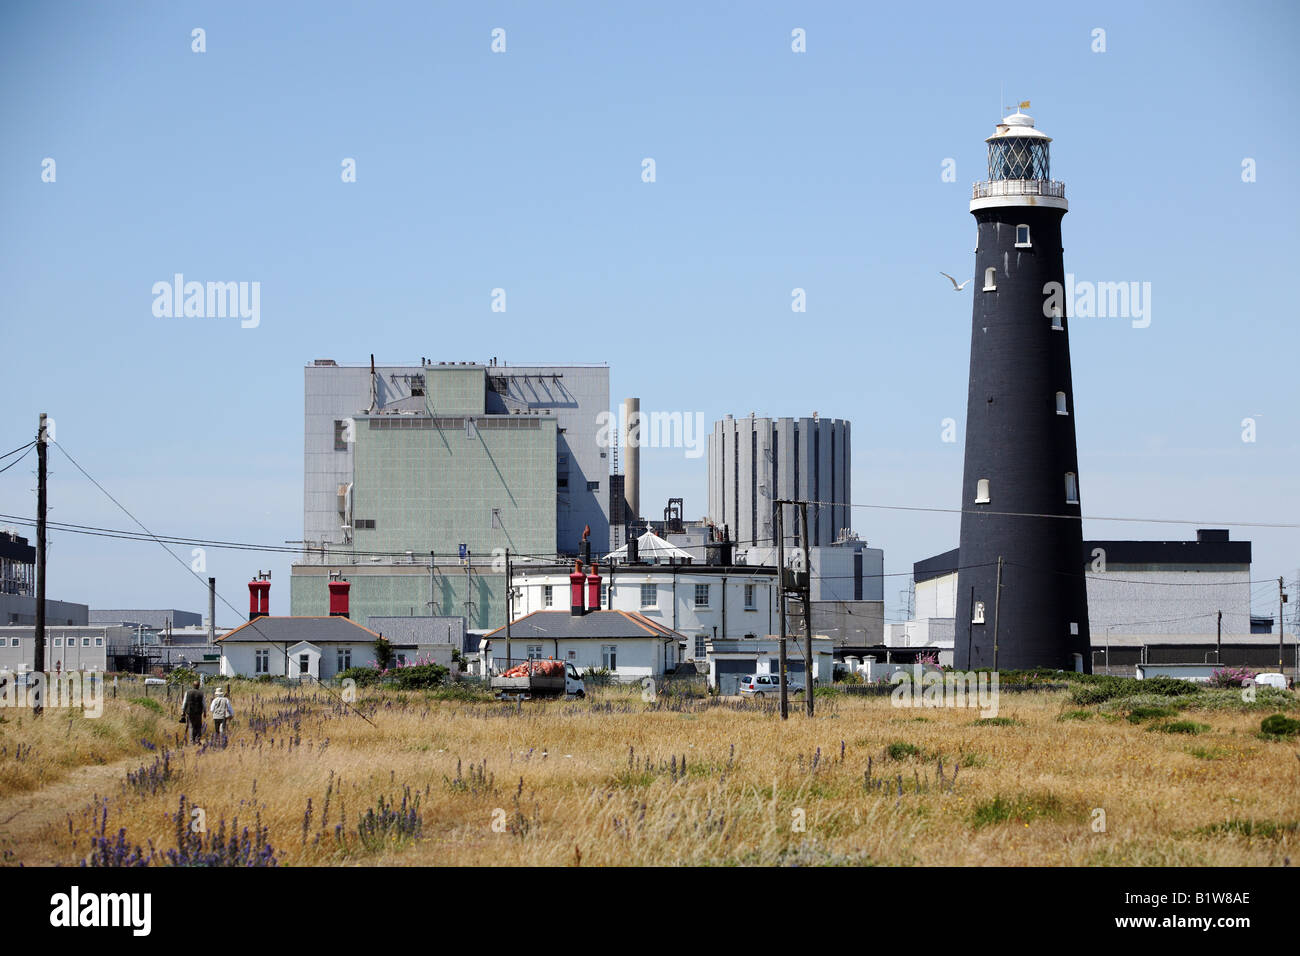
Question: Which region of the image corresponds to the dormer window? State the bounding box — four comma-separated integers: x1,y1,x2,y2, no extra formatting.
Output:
1015,224,1031,247
983,267,997,291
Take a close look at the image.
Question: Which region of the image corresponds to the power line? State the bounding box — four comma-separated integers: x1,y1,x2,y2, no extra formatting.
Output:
50,443,374,725
0,446,34,476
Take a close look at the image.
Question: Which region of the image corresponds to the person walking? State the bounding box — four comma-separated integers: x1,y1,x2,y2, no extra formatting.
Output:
209,686,233,736
179,681,204,743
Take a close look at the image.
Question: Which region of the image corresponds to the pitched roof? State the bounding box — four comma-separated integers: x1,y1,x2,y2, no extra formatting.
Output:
483,610,685,642
217,616,382,644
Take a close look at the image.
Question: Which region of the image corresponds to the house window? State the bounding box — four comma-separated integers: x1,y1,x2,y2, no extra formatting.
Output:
567,649,577,660
1055,392,1068,415
586,480,600,491
1065,472,1079,504
83,637,91,647
527,645,543,660
602,645,618,671
1051,306,1063,331
640,584,656,608
337,648,352,671
9,637,18,647
693,584,710,608
395,654,407,666
299,654,310,675
975,478,991,504
744,584,756,610
255,649,269,674
694,635,707,658
600,583,608,607
983,267,997,291
53,638,62,647
543,585,553,608
1015,224,1031,247
973,601,986,624
95,637,103,647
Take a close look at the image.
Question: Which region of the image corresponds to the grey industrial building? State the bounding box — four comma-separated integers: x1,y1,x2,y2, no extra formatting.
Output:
291,359,610,627
708,414,851,548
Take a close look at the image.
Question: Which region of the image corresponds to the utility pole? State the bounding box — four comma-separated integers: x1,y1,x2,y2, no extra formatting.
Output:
504,549,512,671
776,502,788,720
1216,610,1221,665
992,556,1004,672
799,501,813,718
1280,577,1288,674
33,413,48,715
428,550,436,615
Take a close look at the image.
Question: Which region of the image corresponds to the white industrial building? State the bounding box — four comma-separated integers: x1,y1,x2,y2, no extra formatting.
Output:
892,531,1295,673
0,625,118,672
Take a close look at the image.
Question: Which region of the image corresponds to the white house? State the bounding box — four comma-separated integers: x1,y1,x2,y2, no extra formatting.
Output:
218,616,452,680
512,561,778,663
481,609,687,682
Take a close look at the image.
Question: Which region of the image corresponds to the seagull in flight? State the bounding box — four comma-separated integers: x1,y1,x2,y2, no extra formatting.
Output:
940,271,971,291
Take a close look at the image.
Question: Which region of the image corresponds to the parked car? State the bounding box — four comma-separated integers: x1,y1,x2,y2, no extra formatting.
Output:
1252,672,1288,690
738,673,804,698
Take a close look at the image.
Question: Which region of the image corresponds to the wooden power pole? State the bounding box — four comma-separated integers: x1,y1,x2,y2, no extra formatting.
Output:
776,502,788,720
799,501,813,718
34,414,48,714
992,556,1004,672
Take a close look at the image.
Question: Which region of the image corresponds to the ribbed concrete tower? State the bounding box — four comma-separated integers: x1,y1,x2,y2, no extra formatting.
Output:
953,110,1091,672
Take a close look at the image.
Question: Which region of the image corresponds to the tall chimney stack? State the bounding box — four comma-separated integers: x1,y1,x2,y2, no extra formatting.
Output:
208,577,216,643
621,398,641,522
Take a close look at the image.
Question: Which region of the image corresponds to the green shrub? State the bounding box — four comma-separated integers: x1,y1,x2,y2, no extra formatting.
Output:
129,696,164,714
166,666,198,686
886,741,920,760
973,716,1020,726
1057,710,1092,721
1149,720,1208,735
1260,713,1300,737
387,663,449,690
337,666,382,687
813,685,841,699
1125,705,1179,723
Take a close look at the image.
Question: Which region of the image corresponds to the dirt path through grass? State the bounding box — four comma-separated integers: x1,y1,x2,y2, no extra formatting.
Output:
0,754,143,865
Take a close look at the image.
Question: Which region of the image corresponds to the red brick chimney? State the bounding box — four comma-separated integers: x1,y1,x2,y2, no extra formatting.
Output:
569,560,585,616
586,562,602,613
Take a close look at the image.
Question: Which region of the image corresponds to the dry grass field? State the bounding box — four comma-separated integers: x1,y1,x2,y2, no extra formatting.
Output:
1,677,1298,866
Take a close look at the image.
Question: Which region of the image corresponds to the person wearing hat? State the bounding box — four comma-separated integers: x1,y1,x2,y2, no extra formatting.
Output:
209,686,234,737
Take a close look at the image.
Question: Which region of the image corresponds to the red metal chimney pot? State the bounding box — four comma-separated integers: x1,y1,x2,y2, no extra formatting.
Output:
328,579,351,618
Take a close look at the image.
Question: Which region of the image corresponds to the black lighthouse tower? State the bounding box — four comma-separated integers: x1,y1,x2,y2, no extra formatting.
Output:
953,110,1091,672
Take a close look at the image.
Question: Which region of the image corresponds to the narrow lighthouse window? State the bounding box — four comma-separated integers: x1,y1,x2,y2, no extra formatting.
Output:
1055,392,1068,415
983,267,997,291
975,478,990,504
1064,472,1079,504
1015,224,1031,247
1051,306,1063,331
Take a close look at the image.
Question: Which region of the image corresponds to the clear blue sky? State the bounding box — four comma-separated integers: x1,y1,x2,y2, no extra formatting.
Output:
1,1,1296,628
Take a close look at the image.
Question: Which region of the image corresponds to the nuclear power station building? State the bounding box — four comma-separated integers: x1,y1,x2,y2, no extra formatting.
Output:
953,110,1092,671
708,414,851,549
